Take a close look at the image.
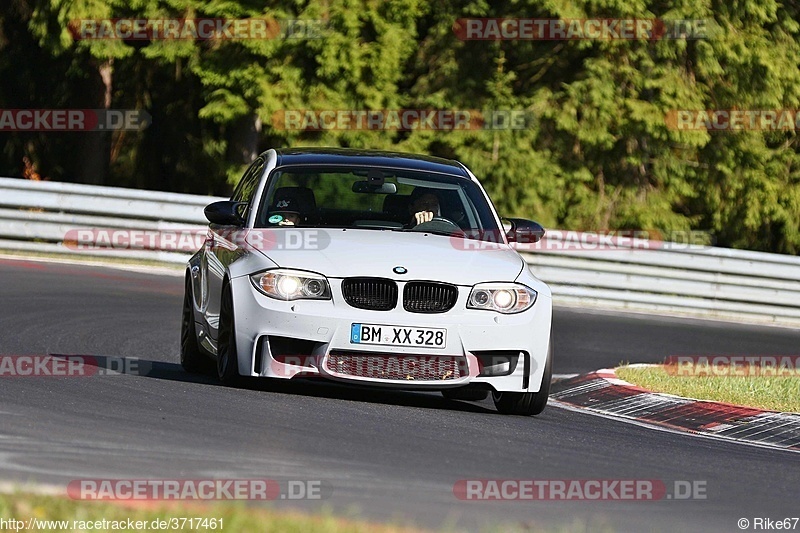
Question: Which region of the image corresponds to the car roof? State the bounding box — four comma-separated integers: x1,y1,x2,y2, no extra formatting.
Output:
271,147,470,178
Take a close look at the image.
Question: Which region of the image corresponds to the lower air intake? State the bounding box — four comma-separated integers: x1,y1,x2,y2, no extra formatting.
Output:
326,351,466,381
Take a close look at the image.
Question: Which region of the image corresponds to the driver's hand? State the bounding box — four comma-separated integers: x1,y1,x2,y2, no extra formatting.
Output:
278,219,295,226
414,211,434,225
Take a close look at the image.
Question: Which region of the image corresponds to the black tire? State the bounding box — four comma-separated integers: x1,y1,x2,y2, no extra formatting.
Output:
217,283,241,386
492,341,552,416
181,275,210,374
441,387,490,401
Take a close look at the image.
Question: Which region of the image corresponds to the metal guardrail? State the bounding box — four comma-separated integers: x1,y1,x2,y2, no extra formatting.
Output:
523,245,800,325
1,176,799,326
0,177,224,264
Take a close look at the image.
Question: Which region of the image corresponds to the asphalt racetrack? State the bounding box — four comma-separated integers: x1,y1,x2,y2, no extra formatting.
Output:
1,258,798,532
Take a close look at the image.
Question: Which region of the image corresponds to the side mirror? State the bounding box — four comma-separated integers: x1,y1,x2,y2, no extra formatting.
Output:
205,201,246,226
504,218,545,244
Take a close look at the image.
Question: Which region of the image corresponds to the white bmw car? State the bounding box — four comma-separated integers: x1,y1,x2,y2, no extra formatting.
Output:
181,148,553,415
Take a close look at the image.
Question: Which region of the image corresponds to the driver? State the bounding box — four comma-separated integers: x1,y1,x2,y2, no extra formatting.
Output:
408,187,441,227
268,197,302,226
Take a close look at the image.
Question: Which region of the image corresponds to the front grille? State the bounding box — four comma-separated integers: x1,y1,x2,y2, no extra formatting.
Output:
403,281,458,313
341,278,397,311
326,351,466,381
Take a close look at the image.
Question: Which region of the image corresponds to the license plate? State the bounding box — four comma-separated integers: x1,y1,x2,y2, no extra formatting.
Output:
350,323,447,349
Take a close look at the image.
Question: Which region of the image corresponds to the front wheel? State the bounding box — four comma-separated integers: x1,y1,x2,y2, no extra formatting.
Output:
181,275,211,374
492,341,552,416
217,283,241,386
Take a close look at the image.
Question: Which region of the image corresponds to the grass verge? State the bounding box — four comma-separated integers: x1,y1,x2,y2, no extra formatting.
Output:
0,492,422,533
616,365,800,412
0,491,622,533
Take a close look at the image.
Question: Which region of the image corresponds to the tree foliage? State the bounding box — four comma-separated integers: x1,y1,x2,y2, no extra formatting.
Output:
1,0,800,252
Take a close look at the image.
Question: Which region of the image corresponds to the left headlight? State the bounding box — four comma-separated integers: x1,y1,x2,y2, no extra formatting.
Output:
467,283,537,314
250,269,332,301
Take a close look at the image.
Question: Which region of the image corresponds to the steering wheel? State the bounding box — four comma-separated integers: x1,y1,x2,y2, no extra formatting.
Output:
412,216,464,235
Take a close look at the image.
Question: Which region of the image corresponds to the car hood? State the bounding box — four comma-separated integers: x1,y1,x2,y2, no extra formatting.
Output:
252,228,526,285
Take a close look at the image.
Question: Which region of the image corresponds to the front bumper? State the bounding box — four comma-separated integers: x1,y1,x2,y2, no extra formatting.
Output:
229,275,552,392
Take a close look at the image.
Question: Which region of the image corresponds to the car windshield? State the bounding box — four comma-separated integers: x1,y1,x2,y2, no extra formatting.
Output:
255,165,502,238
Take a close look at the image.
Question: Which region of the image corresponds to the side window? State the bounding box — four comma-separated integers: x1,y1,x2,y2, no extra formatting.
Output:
231,158,265,204
231,158,265,221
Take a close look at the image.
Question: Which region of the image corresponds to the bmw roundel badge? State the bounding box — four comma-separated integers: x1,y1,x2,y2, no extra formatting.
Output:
393,266,408,275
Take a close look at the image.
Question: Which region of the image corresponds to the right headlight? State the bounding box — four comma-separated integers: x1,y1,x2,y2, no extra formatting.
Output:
250,269,331,301
467,283,537,314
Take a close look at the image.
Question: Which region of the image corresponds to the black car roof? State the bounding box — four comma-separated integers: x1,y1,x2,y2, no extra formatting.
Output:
271,147,469,177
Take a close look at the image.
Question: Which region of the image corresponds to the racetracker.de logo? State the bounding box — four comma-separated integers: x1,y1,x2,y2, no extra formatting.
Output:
664,356,800,377
68,18,328,40
62,228,331,252
272,109,534,131
453,18,710,40
453,479,707,500
666,109,800,131
67,479,330,500
0,109,150,132
449,229,712,252
269,353,469,381
0,355,140,377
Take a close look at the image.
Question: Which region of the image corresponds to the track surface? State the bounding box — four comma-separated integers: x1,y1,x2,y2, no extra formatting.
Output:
1,258,799,532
